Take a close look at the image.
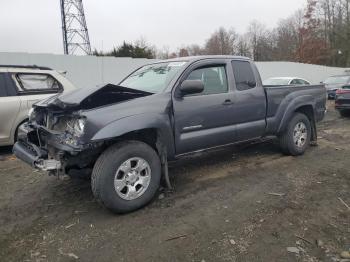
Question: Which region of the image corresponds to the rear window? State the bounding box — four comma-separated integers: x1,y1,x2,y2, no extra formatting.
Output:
15,74,61,92
231,60,256,91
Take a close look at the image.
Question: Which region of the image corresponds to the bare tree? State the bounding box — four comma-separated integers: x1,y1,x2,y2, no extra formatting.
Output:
187,44,206,56
204,27,238,55
178,48,190,57
247,21,274,61
236,35,251,57
272,10,303,61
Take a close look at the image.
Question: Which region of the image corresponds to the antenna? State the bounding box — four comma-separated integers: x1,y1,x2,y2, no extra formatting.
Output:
60,0,92,55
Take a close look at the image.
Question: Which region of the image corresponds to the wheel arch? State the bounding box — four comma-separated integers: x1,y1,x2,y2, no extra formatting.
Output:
91,113,176,159
278,103,317,142
277,95,316,134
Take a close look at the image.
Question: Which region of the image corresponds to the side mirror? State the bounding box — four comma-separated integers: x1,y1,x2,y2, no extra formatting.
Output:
179,80,204,95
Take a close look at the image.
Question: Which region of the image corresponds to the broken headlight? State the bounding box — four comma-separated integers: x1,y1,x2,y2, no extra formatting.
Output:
28,108,35,121
66,117,86,137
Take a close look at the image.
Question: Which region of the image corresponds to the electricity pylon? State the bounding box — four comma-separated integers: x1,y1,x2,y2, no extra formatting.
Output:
60,0,92,55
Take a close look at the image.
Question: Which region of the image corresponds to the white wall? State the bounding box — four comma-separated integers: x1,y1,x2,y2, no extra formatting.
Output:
0,52,348,87
256,61,348,84
0,52,157,88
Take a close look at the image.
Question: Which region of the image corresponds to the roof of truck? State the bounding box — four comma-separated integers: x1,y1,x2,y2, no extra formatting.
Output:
161,55,251,63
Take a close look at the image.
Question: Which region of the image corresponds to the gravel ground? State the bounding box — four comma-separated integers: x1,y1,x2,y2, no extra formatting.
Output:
0,101,349,262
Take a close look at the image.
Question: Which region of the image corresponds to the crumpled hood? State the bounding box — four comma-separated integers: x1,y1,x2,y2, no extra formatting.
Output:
34,84,153,110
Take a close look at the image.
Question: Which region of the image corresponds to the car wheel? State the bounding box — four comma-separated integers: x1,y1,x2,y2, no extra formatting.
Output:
91,141,161,214
339,110,350,117
279,113,311,156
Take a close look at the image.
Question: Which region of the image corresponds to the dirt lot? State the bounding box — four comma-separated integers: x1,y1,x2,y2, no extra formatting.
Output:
0,102,349,262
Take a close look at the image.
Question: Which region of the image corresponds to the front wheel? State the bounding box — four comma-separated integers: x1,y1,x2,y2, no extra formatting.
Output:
279,113,311,156
91,141,161,214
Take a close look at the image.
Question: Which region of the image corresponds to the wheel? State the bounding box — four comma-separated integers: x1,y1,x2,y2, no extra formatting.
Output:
91,141,161,214
279,113,311,156
339,110,350,117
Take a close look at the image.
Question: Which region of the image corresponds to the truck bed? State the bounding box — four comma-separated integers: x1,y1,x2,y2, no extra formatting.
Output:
263,84,327,135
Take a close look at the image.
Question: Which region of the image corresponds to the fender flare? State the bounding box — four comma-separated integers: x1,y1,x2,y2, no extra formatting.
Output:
91,113,176,158
277,95,316,134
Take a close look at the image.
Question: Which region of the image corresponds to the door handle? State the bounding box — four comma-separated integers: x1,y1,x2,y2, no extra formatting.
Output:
222,99,234,106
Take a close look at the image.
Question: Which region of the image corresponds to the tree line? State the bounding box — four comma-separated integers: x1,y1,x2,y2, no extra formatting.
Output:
94,0,350,67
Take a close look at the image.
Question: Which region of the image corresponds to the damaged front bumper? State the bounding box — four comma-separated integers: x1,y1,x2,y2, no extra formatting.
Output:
13,141,62,171
13,124,63,171
13,123,89,173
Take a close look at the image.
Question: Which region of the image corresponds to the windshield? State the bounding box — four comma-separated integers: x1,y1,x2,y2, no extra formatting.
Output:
120,62,187,93
263,78,291,86
324,76,350,85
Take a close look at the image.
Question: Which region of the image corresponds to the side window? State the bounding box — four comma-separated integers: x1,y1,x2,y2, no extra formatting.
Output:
291,79,304,85
15,74,61,92
290,79,298,85
0,74,7,97
231,60,257,91
186,65,228,95
301,79,310,85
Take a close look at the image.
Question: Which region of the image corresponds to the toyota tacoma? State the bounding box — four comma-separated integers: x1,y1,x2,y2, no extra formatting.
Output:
13,56,327,213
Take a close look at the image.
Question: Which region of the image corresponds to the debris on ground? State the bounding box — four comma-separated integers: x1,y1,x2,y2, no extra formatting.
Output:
229,239,236,245
58,248,79,260
338,197,350,211
158,193,165,200
341,251,350,259
267,192,285,197
287,247,300,254
165,234,187,242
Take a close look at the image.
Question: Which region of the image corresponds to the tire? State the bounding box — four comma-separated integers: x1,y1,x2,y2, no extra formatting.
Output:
339,110,350,117
91,141,161,214
279,113,311,156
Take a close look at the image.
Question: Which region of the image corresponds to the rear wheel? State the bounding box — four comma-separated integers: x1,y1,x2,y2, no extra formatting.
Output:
91,141,161,214
279,113,311,156
339,110,350,117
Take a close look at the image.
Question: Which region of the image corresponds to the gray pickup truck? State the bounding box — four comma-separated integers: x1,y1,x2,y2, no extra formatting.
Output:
13,56,326,213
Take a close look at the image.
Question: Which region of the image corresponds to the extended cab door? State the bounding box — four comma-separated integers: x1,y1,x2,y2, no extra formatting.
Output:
229,60,266,141
172,60,236,154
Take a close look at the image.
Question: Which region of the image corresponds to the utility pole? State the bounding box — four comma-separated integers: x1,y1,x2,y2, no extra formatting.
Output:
60,0,92,55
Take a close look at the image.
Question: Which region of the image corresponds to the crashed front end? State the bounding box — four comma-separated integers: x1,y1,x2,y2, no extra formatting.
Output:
13,84,153,176
13,106,102,176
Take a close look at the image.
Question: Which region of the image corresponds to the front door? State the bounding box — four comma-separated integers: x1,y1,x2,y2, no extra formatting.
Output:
173,62,236,154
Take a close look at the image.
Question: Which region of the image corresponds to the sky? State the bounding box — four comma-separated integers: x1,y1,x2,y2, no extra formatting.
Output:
0,0,306,55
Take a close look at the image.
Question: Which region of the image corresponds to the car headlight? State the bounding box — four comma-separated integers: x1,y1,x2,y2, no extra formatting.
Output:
67,118,86,137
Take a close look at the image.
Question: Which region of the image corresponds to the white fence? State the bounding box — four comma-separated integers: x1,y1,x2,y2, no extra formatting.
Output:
0,52,348,88
0,52,157,88
256,62,348,84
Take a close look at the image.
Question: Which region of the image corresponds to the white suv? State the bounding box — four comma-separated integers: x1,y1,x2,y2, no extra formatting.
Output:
0,65,76,146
